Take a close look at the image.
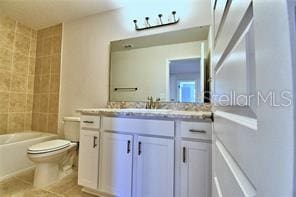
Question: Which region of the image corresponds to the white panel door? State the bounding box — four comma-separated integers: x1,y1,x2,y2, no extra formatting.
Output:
181,141,211,197
99,132,133,197
78,130,100,189
135,136,174,197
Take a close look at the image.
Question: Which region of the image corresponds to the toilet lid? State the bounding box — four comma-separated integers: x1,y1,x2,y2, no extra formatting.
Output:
28,139,71,154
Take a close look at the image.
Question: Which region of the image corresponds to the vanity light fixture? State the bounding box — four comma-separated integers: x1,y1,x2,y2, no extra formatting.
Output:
133,11,180,31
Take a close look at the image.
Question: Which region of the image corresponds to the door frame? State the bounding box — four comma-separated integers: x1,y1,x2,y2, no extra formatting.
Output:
166,56,204,102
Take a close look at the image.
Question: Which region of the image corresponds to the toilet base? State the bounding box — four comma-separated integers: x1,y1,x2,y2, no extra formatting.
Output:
34,162,59,188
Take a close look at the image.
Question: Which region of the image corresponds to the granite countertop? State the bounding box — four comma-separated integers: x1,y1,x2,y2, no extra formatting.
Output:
76,108,213,121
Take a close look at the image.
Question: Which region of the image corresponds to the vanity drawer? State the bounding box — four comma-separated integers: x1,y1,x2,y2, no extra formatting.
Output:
180,121,212,140
80,115,100,129
102,117,174,137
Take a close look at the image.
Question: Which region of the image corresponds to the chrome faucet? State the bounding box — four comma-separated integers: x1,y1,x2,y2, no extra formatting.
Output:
146,97,160,109
146,96,153,109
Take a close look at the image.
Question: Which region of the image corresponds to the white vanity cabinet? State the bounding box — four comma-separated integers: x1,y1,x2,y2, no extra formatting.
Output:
99,132,133,196
180,141,211,197
179,121,212,197
135,136,174,197
78,114,212,197
78,115,101,190
78,130,100,189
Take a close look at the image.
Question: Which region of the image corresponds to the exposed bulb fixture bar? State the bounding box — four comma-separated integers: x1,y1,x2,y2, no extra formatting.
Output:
133,11,180,31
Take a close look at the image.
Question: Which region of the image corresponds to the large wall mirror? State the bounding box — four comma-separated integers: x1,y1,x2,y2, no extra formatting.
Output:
109,26,210,103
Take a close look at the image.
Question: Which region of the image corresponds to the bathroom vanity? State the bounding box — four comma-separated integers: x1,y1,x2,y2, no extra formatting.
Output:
77,108,212,197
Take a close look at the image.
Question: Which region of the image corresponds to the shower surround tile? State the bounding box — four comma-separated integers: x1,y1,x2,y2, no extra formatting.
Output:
0,16,37,134
32,24,62,134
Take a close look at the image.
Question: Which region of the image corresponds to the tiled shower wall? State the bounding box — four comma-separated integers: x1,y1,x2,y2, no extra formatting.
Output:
0,15,62,134
0,16,37,134
32,24,62,133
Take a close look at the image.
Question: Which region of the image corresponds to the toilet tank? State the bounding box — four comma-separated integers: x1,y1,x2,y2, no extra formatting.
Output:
63,117,80,142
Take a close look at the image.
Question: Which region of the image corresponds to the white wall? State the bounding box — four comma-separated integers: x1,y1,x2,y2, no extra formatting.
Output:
110,42,201,101
59,1,211,130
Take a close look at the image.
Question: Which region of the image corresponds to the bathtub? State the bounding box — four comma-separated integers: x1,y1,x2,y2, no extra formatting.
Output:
0,131,57,181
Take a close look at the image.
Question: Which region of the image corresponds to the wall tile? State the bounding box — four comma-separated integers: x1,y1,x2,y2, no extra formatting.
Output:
29,39,37,57
9,93,26,112
36,39,43,57
0,47,12,70
50,74,60,93
0,113,8,134
33,94,40,113
38,113,48,132
51,36,61,55
25,112,32,130
33,75,41,93
12,52,29,74
35,58,41,75
32,113,39,130
50,55,60,74
16,23,32,37
42,37,52,56
31,30,37,40
49,93,59,113
11,73,27,92
41,57,51,75
51,24,62,36
29,58,36,74
40,75,50,92
0,16,16,32
0,70,11,91
0,92,9,113
48,113,58,133
0,31,15,50
8,113,25,132
15,33,30,55
27,75,35,93
26,94,33,112
0,17,38,134
39,94,49,113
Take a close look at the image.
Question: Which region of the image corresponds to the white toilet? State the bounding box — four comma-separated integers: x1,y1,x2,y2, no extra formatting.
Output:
27,117,80,188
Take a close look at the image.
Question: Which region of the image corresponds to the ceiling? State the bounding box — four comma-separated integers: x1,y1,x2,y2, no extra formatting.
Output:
0,0,123,29
169,58,200,74
111,26,209,52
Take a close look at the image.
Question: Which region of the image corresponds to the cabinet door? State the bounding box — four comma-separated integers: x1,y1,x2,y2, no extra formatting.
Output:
78,130,100,189
181,141,211,197
135,136,174,197
99,132,133,197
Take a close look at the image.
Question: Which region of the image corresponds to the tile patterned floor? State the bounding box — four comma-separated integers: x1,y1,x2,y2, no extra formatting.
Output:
0,169,96,197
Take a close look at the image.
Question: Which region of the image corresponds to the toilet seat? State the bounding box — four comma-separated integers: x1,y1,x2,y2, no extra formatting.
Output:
28,139,71,154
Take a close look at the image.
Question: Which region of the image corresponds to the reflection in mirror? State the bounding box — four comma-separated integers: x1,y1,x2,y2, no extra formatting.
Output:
110,26,210,103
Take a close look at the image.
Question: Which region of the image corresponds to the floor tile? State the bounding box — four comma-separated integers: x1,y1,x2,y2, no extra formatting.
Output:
64,185,97,197
23,188,60,197
0,177,32,196
46,172,78,195
15,169,35,185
